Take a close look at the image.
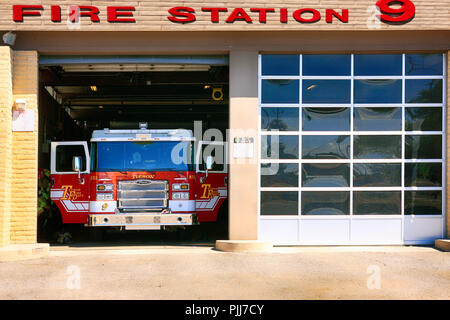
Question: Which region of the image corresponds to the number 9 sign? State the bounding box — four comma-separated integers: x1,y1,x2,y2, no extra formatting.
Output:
376,0,415,23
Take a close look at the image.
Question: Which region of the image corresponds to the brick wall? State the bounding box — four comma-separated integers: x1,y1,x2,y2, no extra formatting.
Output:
10,51,38,244
0,47,12,247
0,0,449,31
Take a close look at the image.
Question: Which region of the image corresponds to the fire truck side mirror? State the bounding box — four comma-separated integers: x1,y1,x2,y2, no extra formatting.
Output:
72,156,82,172
72,156,85,185
206,155,214,171
201,155,214,183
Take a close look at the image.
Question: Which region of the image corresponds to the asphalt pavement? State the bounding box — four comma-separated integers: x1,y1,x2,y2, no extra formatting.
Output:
0,243,448,299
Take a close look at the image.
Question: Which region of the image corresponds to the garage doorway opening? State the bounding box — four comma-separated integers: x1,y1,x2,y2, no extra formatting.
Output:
37,55,229,244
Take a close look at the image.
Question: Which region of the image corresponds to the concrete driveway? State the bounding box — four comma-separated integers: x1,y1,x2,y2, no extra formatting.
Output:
0,244,449,300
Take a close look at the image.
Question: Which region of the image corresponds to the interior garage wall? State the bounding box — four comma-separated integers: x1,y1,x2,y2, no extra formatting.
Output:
38,87,84,169
38,86,57,169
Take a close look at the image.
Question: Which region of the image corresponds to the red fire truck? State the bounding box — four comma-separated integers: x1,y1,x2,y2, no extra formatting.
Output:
50,126,227,231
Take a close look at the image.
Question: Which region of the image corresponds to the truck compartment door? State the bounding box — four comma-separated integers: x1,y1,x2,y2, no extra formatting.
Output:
195,141,228,222
50,141,91,224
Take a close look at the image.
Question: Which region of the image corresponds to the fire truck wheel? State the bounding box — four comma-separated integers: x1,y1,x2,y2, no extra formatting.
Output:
88,227,105,242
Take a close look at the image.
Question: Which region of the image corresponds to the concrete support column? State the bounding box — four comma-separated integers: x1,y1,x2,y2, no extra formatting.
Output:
228,49,259,240
10,51,39,244
0,47,13,247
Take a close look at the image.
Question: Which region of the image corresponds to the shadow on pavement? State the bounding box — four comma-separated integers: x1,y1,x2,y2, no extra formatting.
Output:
42,223,224,248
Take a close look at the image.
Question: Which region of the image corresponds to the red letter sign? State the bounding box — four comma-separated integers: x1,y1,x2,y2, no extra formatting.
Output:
293,8,321,23
250,8,275,23
280,8,288,23
107,7,136,23
13,5,43,22
376,0,415,23
202,8,228,23
168,7,196,23
325,9,349,23
69,6,100,22
51,5,61,22
225,8,253,23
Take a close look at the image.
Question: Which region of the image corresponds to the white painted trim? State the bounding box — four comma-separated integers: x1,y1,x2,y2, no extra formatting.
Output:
89,201,116,213
50,141,90,175
195,141,228,174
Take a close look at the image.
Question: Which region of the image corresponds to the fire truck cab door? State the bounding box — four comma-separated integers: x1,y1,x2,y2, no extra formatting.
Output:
50,141,91,224
195,141,228,221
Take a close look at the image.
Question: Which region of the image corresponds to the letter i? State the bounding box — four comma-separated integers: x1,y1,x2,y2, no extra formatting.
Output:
280,8,288,23
51,5,61,22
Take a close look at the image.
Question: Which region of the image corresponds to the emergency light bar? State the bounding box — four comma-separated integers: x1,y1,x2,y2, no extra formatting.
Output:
91,128,195,142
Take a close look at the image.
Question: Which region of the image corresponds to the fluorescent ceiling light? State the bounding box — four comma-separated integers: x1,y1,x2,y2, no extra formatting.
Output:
62,64,211,72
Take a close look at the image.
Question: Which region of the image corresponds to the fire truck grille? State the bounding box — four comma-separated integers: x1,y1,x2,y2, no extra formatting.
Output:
117,180,168,212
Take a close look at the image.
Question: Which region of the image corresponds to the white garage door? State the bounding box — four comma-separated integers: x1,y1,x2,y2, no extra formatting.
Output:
258,53,446,245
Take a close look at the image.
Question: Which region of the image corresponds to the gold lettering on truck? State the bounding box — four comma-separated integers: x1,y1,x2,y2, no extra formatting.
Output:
131,175,155,179
61,185,83,201
201,184,219,199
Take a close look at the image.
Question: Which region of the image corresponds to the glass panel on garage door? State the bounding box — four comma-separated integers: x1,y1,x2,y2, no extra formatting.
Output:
259,53,446,245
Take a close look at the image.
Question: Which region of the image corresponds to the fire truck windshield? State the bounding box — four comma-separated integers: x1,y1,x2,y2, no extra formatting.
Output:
93,141,194,172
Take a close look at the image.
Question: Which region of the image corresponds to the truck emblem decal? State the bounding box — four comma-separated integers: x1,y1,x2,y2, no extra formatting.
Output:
61,185,83,201
196,187,227,211
132,175,155,179
200,184,219,199
136,180,152,185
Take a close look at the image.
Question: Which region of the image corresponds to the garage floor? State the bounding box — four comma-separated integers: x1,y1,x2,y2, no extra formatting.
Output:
0,245,448,299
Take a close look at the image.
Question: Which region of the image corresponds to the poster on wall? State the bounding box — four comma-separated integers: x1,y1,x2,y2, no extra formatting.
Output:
233,137,254,159
12,109,35,132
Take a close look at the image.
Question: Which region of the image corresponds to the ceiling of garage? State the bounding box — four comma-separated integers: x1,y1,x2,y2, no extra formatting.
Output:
39,65,229,127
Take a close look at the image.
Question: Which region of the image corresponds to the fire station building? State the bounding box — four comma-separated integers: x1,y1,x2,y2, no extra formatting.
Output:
0,0,450,253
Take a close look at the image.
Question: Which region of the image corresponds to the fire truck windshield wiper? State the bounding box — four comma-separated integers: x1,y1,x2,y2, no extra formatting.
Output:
100,168,184,173
125,168,183,172
99,169,133,174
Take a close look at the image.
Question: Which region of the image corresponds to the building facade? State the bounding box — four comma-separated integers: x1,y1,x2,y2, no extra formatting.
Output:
0,0,449,247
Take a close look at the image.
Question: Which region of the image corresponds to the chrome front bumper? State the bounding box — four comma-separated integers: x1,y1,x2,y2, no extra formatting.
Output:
87,212,197,230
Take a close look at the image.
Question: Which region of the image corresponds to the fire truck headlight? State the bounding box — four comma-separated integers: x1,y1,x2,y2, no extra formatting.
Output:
97,193,114,201
97,184,114,192
172,183,189,191
172,192,189,200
